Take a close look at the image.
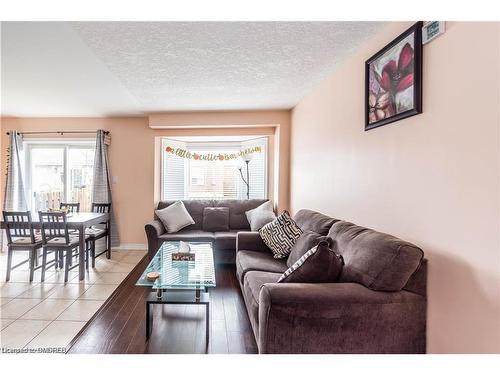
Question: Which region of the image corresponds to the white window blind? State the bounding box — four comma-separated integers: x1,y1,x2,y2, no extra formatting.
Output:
240,137,267,199
161,139,186,200
161,137,267,201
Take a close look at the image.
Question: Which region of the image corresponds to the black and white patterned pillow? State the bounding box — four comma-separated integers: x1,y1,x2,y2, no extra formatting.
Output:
259,211,303,259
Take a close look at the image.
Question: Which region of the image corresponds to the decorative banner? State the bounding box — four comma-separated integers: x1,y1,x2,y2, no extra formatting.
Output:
165,145,262,161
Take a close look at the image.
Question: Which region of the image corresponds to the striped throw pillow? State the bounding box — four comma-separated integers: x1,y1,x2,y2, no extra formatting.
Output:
259,211,303,259
278,238,344,283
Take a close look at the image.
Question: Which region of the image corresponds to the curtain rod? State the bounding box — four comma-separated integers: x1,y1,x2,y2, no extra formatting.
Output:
5,130,109,136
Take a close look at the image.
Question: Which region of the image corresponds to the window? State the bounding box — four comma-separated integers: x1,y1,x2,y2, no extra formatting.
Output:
161,137,268,201
24,141,95,212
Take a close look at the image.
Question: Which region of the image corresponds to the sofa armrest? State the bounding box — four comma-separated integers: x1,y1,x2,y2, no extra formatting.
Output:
258,282,426,354
236,232,270,253
145,220,165,259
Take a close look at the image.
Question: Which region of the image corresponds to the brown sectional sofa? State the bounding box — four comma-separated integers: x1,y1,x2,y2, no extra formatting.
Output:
236,209,427,354
146,201,427,354
145,199,268,263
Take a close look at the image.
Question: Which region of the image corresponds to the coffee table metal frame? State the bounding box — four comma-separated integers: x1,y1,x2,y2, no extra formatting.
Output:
136,241,215,348
145,289,210,343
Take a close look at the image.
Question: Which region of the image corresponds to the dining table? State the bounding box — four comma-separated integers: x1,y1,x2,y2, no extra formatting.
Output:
1,212,109,281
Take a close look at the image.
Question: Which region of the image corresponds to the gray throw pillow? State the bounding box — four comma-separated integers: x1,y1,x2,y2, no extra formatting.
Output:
259,211,303,259
287,231,326,268
245,201,276,231
278,238,344,283
155,201,195,233
203,207,229,232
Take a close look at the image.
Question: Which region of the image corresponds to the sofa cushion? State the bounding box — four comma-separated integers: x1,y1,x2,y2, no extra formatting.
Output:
203,207,229,232
156,199,269,231
158,230,214,242
241,270,281,341
293,209,338,235
155,200,195,233
215,230,250,251
157,200,213,230
246,201,276,231
328,221,424,292
243,270,282,307
287,230,325,268
236,250,288,284
259,211,303,259
278,238,344,283
214,199,269,230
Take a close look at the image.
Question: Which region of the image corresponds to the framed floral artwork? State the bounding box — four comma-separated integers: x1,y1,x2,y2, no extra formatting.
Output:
365,21,423,131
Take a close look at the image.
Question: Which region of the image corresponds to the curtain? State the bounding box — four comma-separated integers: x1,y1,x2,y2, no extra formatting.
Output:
92,129,119,247
2,131,28,251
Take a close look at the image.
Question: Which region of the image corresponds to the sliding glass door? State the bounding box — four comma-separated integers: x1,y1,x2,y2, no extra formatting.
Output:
67,147,95,212
25,141,95,212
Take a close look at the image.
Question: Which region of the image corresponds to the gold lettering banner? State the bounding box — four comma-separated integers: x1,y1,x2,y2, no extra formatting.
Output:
165,146,261,161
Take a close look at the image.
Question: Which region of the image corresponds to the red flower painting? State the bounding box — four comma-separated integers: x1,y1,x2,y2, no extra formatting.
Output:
378,43,414,94
365,22,422,130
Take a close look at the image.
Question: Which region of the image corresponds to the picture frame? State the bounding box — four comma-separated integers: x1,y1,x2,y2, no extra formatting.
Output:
365,21,423,131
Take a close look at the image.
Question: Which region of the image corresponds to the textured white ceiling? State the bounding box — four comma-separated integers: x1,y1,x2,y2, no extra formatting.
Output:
1,21,385,116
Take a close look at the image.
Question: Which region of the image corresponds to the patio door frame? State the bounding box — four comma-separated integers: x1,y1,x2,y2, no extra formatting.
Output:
23,139,96,212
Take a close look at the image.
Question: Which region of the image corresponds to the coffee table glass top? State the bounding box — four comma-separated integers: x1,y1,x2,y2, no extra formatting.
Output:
136,241,216,289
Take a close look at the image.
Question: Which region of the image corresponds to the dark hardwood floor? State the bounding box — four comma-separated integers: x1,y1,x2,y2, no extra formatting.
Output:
67,256,258,354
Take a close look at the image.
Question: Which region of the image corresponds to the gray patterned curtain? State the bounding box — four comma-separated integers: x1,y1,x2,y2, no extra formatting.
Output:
92,130,119,247
2,131,28,251
4,131,27,211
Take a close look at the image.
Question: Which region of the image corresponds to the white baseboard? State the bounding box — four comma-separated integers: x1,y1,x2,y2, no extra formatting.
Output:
111,243,147,250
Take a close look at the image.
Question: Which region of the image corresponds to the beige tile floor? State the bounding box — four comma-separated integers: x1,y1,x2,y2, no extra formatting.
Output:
0,248,146,353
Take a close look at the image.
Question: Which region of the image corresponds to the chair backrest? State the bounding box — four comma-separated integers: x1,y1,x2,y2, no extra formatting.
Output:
91,203,111,213
38,211,70,245
60,202,80,213
2,211,36,244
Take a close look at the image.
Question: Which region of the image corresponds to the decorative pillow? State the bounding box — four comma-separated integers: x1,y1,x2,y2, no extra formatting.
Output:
155,201,195,233
245,201,276,231
278,238,344,283
287,230,326,268
202,207,230,232
259,210,303,259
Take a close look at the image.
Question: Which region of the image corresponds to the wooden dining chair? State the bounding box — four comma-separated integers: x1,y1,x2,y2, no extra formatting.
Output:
85,203,112,268
60,202,80,213
2,211,43,282
39,211,84,282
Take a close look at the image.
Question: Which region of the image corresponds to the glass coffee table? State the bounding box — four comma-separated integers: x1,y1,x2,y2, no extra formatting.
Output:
136,241,216,344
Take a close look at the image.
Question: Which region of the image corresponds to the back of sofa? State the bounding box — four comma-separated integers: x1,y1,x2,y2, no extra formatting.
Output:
293,209,426,295
156,199,269,231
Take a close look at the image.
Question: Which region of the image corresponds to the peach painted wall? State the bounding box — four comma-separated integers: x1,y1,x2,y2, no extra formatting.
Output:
0,110,290,246
290,22,500,353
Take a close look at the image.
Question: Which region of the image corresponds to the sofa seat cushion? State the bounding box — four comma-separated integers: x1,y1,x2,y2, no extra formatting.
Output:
241,270,281,341
215,230,250,251
243,270,282,306
328,221,424,292
236,250,288,284
158,230,215,242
